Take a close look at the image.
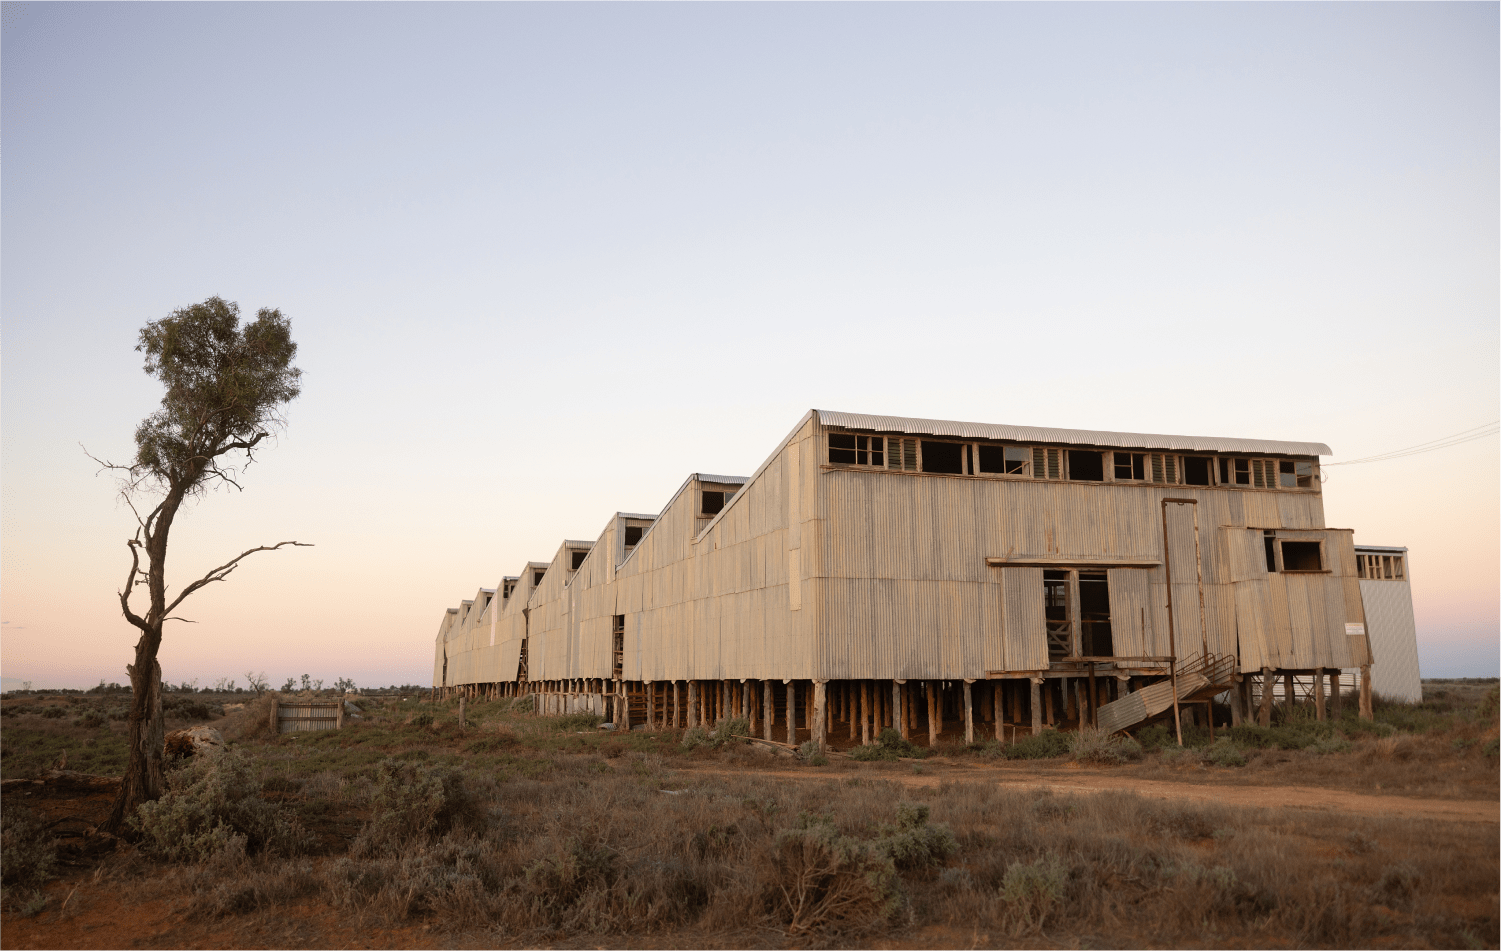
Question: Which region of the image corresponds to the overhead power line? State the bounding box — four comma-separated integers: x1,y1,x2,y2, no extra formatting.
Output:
1323,421,1499,466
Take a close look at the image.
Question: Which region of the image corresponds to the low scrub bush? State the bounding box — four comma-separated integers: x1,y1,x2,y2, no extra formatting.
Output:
871,802,957,869
73,711,107,729
850,728,926,761
680,717,752,753
1068,728,1142,765
1002,729,1071,760
770,815,902,936
131,750,311,862
548,712,604,732
1,805,58,908
1205,737,1248,767
999,852,1067,935
40,706,64,719
350,757,482,857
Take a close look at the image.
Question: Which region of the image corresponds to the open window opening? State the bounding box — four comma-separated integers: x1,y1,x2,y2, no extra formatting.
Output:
1263,531,1278,573
1182,456,1212,486
1115,452,1146,481
623,525,644,547
533,569,546,587
611,615,625,680
1067,450,1104,481
502,579,517,600
570,550,588,570
828,433,885,466
1078,571,1114,657
1280,541,1323,572
978,444,1029,475
1043,570,1072,659
920,440,965,474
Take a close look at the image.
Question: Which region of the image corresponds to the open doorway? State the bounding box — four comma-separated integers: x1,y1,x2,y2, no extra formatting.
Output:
1078,571,1114,656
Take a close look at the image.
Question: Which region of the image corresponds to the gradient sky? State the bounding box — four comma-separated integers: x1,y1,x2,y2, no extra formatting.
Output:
3,2,1496,691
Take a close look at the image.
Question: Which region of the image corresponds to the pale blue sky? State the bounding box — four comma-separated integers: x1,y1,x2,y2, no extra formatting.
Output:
3,2,1496,690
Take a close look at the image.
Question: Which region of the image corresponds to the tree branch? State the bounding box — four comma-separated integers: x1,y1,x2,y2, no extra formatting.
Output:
163,541,313,615
118,537,150,634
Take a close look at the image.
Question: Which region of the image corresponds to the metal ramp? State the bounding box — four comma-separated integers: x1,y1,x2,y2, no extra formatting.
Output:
1095,653,1237,735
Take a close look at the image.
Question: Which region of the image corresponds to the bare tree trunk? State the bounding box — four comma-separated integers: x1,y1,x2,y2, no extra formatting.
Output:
103,638,165,833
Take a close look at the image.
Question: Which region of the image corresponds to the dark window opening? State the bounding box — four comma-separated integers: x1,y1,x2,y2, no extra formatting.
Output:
533,569,546,586
1115,452,1146,481
1279,460,1297,489
611,615,625,679
701,491,726,516
1078,571,1114,657
829,433,884,466
1043,570,1071,660
1296,461,1315,488
1067,450,1104,481
1281,541,1322,571
624,526,643,547
571,550,588,570
978,444,1029,474
1218,458,1230,484
1234,458,1252,486
1263,532,1277,573
1183,456,1212,486
920,440,964,474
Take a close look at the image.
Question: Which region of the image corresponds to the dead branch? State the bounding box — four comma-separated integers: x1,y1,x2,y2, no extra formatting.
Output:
164,541,313,615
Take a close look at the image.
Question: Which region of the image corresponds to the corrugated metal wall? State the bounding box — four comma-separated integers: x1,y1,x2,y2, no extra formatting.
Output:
1360,578,1423,702
433,411,1354,686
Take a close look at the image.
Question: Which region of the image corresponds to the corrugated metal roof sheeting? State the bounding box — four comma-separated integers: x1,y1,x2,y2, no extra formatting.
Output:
697,473,750,484
816,410,1332,457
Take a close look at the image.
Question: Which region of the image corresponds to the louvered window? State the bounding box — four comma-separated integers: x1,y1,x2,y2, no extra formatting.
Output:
1150,453,1178,484
1252,459,1276,489
1032,447,1062,480
886,438,918,471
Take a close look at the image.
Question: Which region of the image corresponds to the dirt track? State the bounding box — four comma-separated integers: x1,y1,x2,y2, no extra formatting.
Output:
677,761,1501,824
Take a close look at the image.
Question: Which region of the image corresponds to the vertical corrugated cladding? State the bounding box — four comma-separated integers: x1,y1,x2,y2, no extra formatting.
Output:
1360,575,1422,702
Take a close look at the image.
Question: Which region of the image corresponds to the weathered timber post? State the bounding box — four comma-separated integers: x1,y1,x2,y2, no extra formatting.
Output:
962,680,975,744
893,680,905,741
1229,675,1243,727
1259,667,1274,727
459,696,466,729
860,680,870,745
1359,664,1373,720
812,680,827,753
687,681,698,728
785,681,797,746
1331,671,1344,718
1314,667,1326,721
618,681,630,732
1284,672,1296,720
763,680,774,741
994,683,1004,741
1044,680,1054,725
848,683,858,740
1030,678,1043,736
270,698,279,734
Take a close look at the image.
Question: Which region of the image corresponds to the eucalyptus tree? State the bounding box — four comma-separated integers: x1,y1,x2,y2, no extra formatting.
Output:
92,297,309,832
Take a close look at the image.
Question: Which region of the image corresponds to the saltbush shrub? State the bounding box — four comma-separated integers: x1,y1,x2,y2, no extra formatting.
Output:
350,758,479,858
850,728,926,762
1002,729,1071,760
770,815,901,935
1,805,58,904
999,852,1067,935
131,750,310,862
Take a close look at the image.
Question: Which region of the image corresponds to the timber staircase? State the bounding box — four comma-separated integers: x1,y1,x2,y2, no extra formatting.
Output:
1095,653,1237,735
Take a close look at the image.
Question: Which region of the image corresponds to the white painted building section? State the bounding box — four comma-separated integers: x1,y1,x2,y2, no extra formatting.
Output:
1356,546,1422,703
